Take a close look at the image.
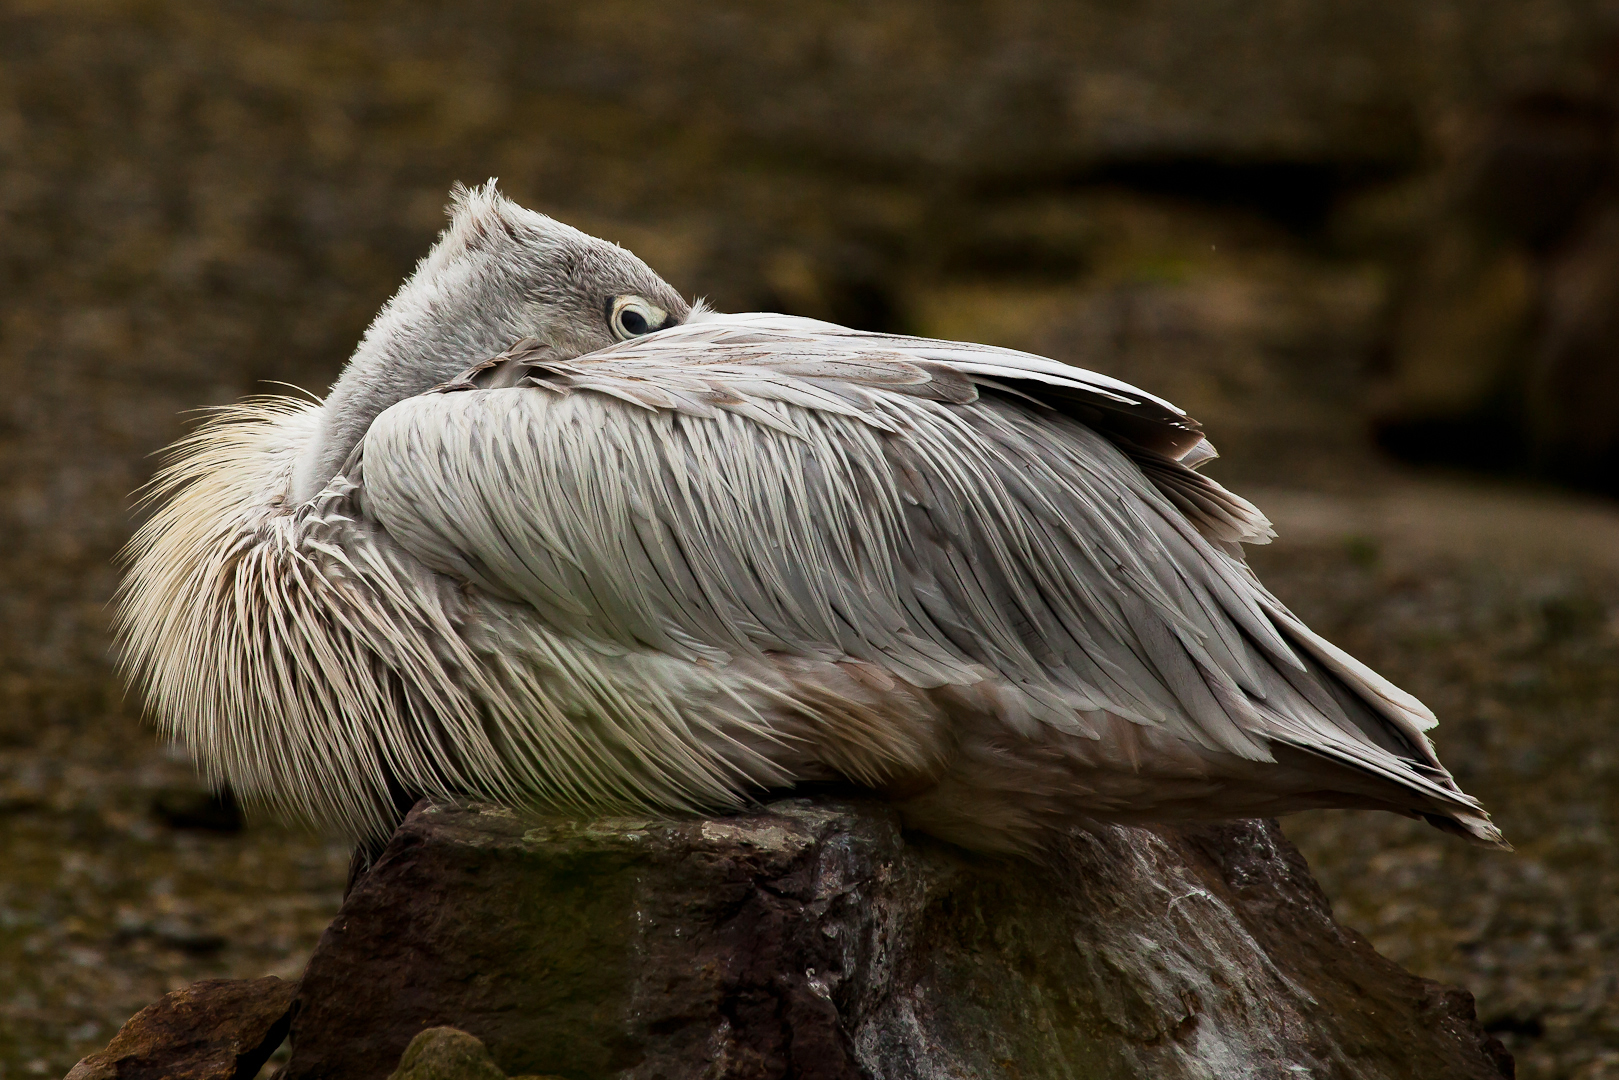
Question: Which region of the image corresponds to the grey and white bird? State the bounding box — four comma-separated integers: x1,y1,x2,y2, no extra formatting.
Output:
117,182,1505,857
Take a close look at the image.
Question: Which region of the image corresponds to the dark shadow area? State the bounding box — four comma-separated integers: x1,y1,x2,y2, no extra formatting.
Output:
1083,159,1398,234
1372,413,1530,478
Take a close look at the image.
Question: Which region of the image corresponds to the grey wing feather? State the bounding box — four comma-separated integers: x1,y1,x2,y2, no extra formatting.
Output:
449,316,1272,546
361,313,1488,835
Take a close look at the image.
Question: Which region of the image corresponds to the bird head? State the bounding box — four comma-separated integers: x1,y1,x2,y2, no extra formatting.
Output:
292,180,691,504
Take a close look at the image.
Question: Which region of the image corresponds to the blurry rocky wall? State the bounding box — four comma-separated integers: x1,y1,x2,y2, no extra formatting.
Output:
4,0,1619,709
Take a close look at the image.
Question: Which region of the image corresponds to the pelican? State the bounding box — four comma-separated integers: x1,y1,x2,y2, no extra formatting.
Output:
117,181,1505,859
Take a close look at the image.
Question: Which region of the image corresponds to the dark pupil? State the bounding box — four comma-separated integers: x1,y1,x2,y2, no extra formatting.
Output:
620,308,649,336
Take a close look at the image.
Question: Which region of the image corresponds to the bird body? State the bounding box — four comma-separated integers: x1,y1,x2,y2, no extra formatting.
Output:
118,183,1505,853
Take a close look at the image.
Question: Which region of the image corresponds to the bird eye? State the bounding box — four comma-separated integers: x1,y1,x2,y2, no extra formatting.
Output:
608,295,669,341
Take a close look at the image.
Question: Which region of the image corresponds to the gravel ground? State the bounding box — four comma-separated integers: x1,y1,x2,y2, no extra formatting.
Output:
2,475,1616,1079
0,715,348,1077
1256,480,1619,1080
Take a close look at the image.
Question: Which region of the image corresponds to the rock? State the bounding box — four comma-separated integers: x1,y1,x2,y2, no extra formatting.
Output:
285,799,1511,1080
386,1027,566,1080
386,1027,505,1080
64,976,295,1080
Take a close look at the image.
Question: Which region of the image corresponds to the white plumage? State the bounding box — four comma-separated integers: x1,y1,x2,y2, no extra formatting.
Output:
117,182,1505,854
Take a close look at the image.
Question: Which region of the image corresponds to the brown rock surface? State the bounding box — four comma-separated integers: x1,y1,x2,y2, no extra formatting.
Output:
62,976,294,1080
286,799,1510,1080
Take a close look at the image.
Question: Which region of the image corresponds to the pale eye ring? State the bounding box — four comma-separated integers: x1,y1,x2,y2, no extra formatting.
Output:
607,295,670,341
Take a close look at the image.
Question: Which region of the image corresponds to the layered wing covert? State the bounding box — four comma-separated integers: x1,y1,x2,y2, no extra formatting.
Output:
352,314,1497,842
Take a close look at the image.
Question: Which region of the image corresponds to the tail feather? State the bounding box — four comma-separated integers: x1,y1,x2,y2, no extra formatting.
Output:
1420,810,1512,850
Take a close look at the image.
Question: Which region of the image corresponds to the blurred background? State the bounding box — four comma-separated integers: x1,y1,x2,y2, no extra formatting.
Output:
3,1,1619,1077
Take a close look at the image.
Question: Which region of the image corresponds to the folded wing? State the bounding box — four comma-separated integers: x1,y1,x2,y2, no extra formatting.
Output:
354,313,1499,843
